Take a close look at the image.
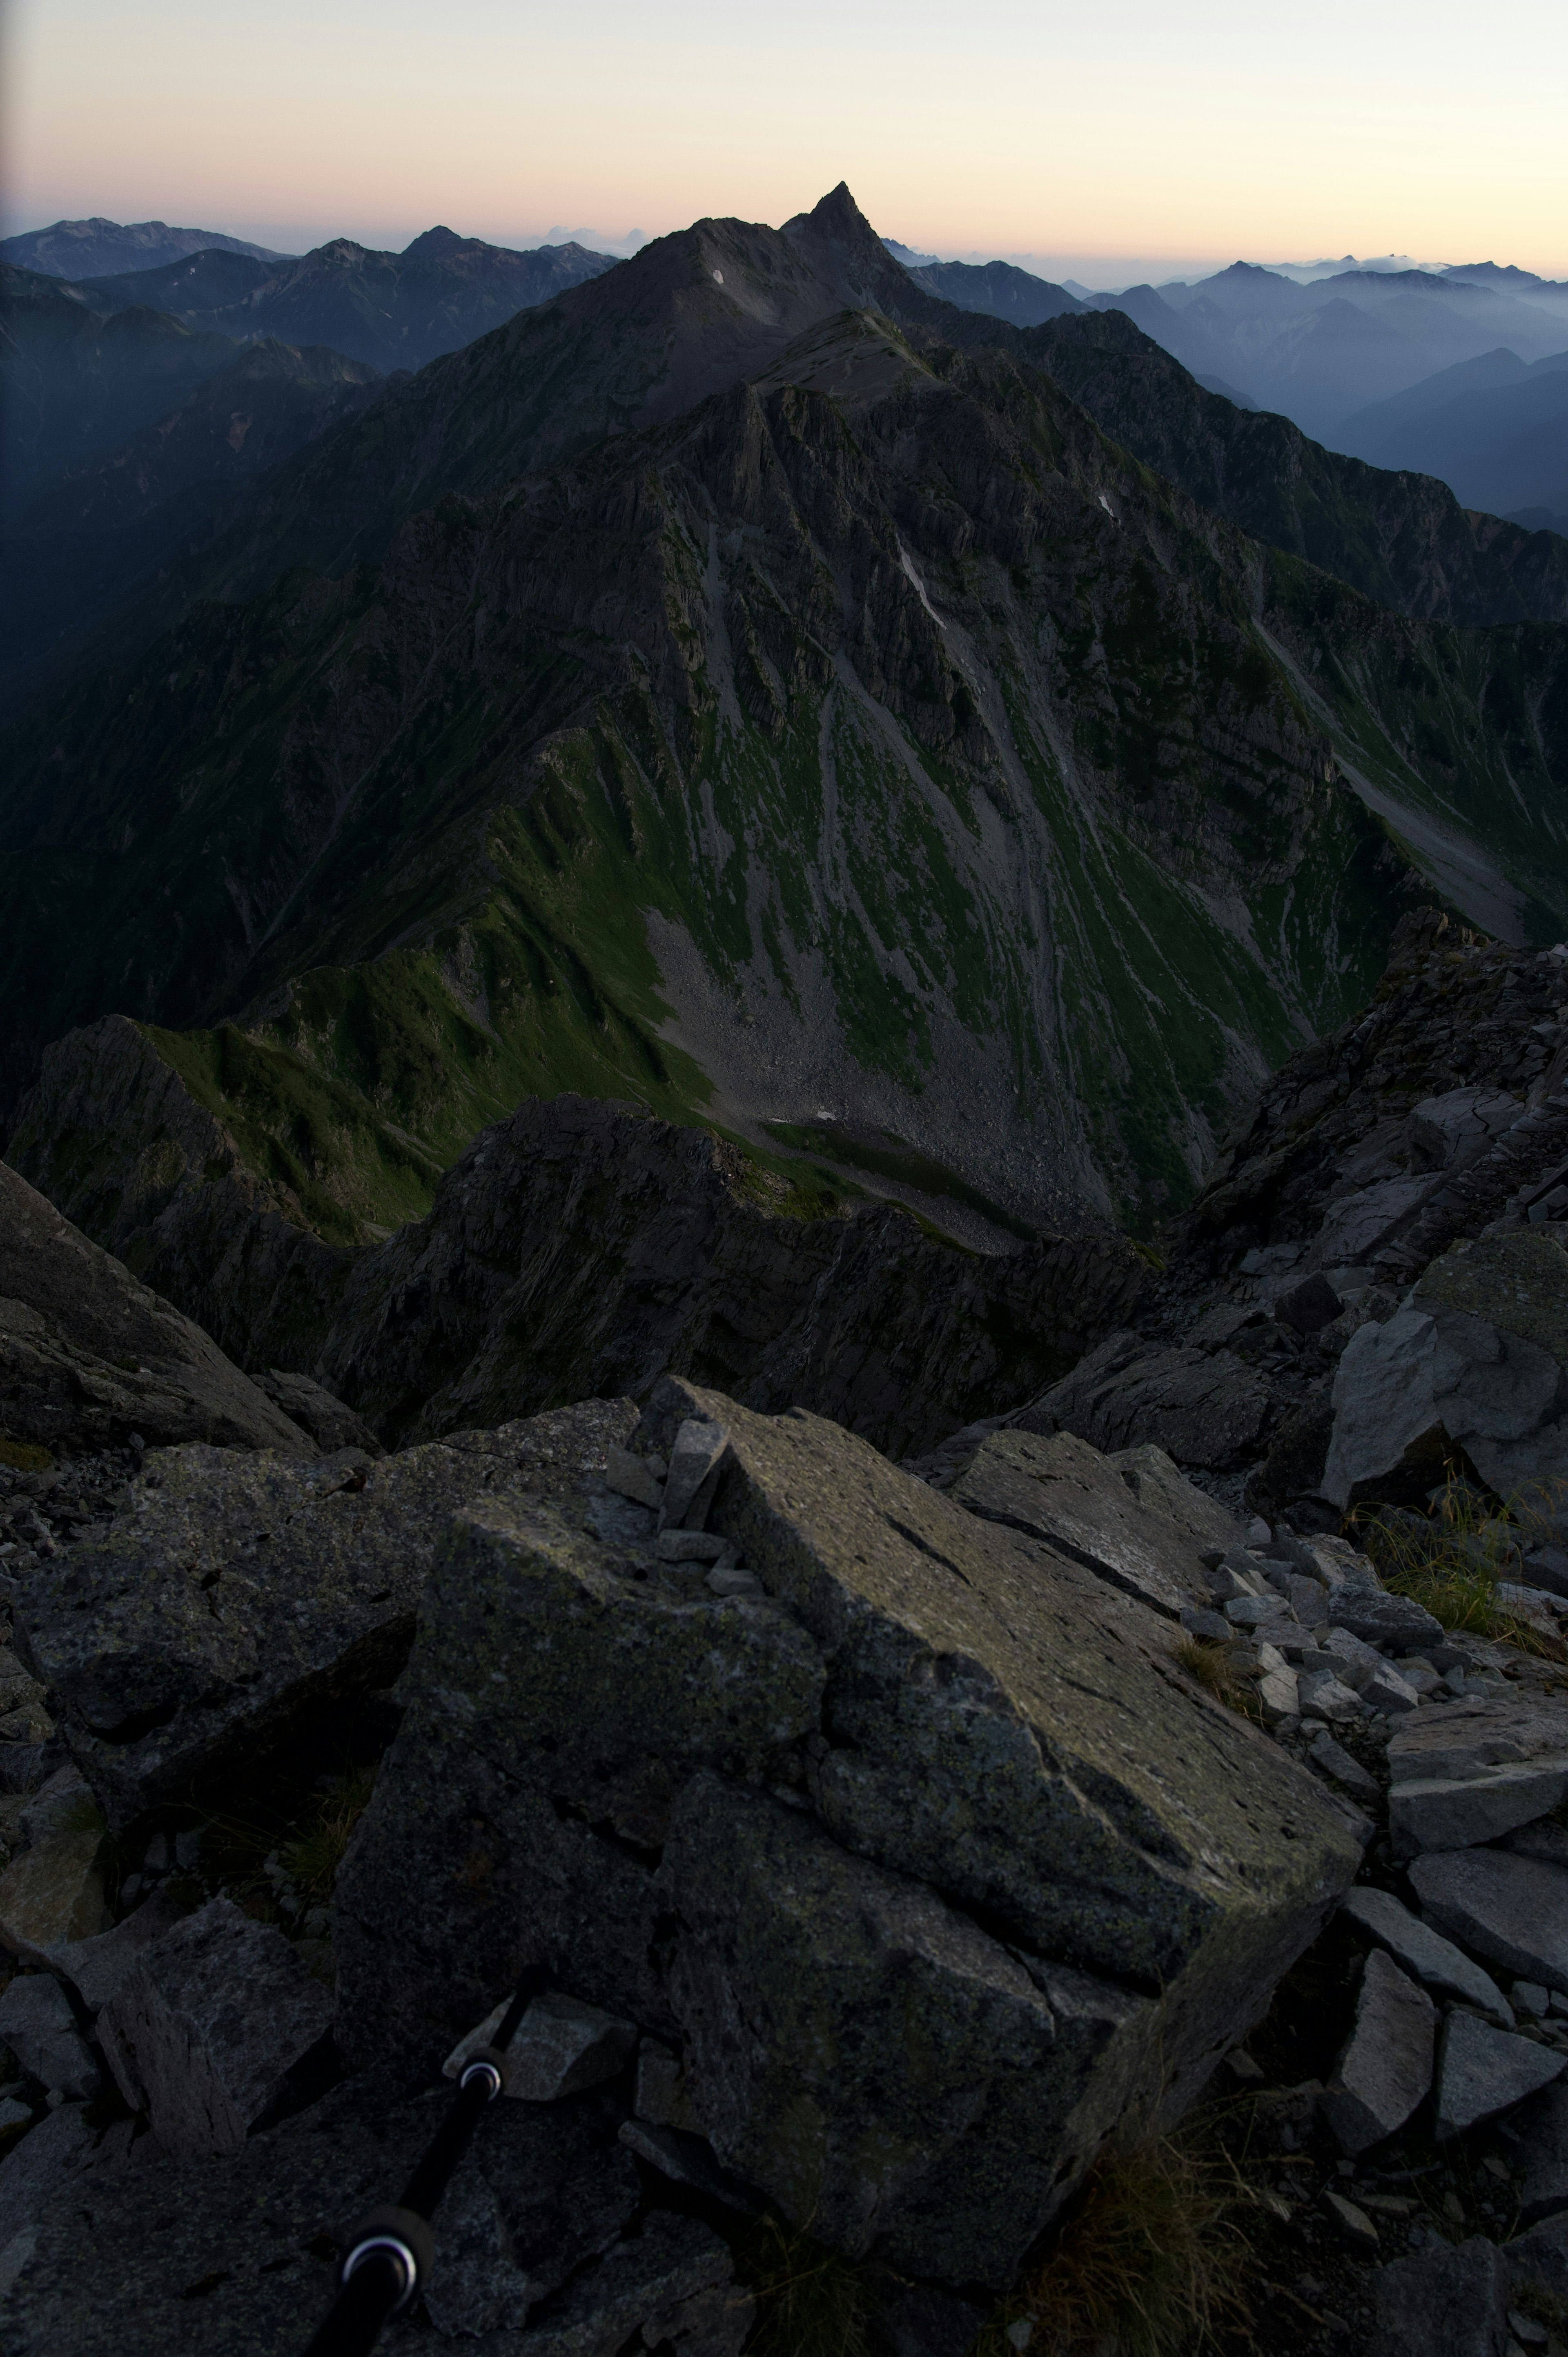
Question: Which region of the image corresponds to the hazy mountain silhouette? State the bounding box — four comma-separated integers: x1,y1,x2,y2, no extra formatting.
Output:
0,217,288,277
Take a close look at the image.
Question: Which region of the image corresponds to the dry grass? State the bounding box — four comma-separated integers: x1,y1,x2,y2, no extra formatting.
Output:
981,2128,1261,2357
279,1764,378,1906
0,1436,53,1472
1355,1475,1568,1660
1174,1638,1261,1721
737,2218,873,2357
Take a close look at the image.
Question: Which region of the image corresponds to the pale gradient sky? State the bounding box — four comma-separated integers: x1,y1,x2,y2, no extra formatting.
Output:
5,0,1566,276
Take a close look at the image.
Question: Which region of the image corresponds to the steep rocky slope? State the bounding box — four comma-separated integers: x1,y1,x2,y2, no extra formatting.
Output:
6,186,1568,1260
0,307,1446,1233
1022,309,1568,628
0,338,384,672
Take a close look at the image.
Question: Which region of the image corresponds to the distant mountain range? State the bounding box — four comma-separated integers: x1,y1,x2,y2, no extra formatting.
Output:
0,216,289,276
3,183,1566,1271
0,225,621,663
1335,346,1568,526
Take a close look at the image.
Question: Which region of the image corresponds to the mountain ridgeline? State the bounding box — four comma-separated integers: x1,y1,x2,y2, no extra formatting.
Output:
3,185,1568,1277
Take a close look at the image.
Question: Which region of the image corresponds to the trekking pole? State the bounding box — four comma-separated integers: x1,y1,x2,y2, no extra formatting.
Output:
302,1971,544,2357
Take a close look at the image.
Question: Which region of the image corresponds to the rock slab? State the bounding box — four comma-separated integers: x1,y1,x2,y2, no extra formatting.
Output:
98,1897,333,2152
1323,1949,1436,2154
333,1377,1362,2295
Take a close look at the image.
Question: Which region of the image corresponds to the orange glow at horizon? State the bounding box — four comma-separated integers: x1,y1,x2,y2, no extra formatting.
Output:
6,0,1566,278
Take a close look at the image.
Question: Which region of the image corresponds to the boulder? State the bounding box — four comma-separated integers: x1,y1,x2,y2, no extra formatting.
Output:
0,1975,98,2099
307,1095,1148,1455
1340,1886,1512,2018
0,2077,665,2357
0,1162,311,1460
443,1989,638,2101
1323,1949,1436,2153
1104,1443,1244,1553
516,2210,750,2357
1388,1696,1568,1856
334,1378,1362,2295
1323,1232,1568,1506
0,2103,101,2248
1367,2236,1510,2357
0,1769,108,1960
1508,2081,1568,2224
44,1890,187,2011
97,1898,333,2153
1012,1332,1271,1470
949,1428,1229,1618
251,1370,382,1458
11,1398,638,1826
1410,1849,1568,1994
1434,2009,1566,2138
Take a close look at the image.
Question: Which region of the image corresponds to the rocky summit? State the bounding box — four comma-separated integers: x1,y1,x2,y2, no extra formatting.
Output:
5,169,1568,2357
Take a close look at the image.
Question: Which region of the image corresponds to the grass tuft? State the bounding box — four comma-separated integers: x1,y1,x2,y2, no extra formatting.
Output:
279,1765,378,1907
736,2218,873,2357
982,2127,1261,2357
1355,1475,1568,1660
0,1436,53,1472
1174,1637,1261,1720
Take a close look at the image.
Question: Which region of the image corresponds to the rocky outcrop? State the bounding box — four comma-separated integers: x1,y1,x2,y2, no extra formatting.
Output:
0,1160,311,1459
9,1398,638,1827
986,917,1568,1525
332,1378,1360,2296
311,1096,1147,1455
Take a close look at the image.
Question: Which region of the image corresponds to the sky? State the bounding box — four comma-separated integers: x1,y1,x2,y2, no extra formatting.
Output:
5,0,1567,279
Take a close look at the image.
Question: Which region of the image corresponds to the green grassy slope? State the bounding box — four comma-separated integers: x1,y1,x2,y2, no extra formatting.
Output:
5,321,1565,1247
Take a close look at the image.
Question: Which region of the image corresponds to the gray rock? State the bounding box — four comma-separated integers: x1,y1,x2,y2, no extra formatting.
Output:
1436,2009,1566,2137
1323,1948,1436,2153
1013,1331,1272,1470
1390,1763,1568,1858
1368,2236,1510,2357
1105,1443,1244,1552
333,1378,1361,2295
252,1369,382,1457
1506,2082,1568,2223
517,2209,751,2357
656,1529,729,1563
444,1988,638,2101
0,2077,639,2356
13,1397,639,1826
419,2096,640,2337
1321,2184,1381,2250
951,1429,1225,1618
1390,1695,1568,1784
1412,1849,1568,1993
0,1162,312,1459
0,1976,97,2099
1324,1234,1568,1506
1225,1594,1292,1628
1340,1886,1513,2018
1515,1982,1552,2018
0,1769,109,1964
1409,1086,1523,1175
1299,1671,1364,1722
1328,1572,1445,1651
0,2103,97,2246
44,1890,187,2012
604,1444,664,1511
98,1897,332,2153
1180,1606,1231,1641
659,1418,730,1532
1505,1821,1568,1867
617,2119,765,2214
1362,1660,1423,1715
1307,1731,1381,1801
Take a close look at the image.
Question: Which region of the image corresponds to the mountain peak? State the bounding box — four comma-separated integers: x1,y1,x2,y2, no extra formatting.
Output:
403,226,467,258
